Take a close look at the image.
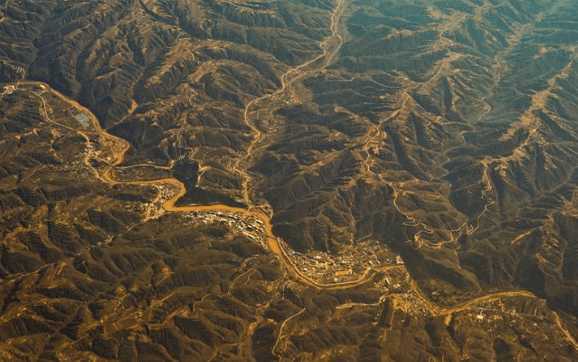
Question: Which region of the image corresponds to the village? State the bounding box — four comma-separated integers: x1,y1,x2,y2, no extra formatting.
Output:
284,239,405,284
183,210,268,249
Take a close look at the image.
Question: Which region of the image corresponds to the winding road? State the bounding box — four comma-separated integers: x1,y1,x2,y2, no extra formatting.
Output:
6,0,577,349
234,0,348,207
15,0,357,291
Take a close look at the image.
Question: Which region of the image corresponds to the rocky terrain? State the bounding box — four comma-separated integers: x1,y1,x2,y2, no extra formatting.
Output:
0,0,577,360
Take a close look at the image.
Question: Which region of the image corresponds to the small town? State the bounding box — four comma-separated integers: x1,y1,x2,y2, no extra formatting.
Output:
284,239,405,284
183,210,268,248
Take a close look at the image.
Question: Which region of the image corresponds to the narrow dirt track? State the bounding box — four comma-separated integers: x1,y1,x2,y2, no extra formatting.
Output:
8,1,577,346
13,0,360,292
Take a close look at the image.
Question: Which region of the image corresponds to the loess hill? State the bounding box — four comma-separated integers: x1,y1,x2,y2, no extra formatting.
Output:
0,0,577,360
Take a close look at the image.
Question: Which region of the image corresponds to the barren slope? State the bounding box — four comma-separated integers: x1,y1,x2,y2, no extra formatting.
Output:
0,0,577,360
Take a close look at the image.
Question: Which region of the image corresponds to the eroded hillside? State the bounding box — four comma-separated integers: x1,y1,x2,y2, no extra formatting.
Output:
0,0,577,360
